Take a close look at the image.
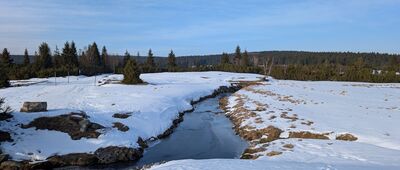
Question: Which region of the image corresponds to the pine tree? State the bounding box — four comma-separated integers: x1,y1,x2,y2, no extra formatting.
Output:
23,48,30,66
242,50,250,66
168,50,176,71
70,41,78,67
53,46,62,67
122,59,143,84
146,49,155,68
61,41,71,67
101,46,108,72
1,48,12,66
37,42,53,69
221,52,230,65
234,46,241,65
0,64,9,88
123,50,131,67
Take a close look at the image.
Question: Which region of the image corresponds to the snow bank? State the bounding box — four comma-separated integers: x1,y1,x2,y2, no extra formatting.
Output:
0,72,263,161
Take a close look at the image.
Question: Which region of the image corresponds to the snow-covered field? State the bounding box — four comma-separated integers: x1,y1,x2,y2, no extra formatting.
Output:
0,72,262,161
149,78,400,170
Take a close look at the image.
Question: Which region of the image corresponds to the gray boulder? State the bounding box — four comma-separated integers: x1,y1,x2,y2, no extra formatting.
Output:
20,102,47,112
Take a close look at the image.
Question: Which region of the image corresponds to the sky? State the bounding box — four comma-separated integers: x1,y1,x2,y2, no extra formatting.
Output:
0,0,399,56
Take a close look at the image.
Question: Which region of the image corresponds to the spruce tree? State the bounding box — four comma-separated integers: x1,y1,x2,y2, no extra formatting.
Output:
242,50,250,66
168,50,176,71
53,46,62,67
101,46,108,72
221,52,230,65
146,49,155,68
70,41,78,67
61,41,71,67
23,48,30,66
37,42,53,69
122,58,143,84
234,46,241,65
0,65,9,88
1,48,12,66
123,50,131,67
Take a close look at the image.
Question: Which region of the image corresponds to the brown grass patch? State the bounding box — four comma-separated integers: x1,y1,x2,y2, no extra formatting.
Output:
289,131,329,140
282,144,294,149
266,151,282,157
336,133,358,141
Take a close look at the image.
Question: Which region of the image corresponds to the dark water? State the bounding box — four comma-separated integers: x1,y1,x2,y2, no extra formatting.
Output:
66,94,247,169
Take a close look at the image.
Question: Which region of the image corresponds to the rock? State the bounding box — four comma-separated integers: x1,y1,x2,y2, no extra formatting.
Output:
20,102,47,112
94,146,143,164
112,113,132,119
336,133,358,141
0,160,22,170
0,113,13,121
47,153,99,167
0,130,12,142
137,137,148,148
0,154,9,163
112,122,129,132
22,112,104,140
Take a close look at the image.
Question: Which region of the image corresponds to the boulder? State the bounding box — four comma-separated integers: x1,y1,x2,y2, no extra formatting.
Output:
0,130,12,142
47,153,99,167
94,146,143,164
20,102,47,112
0,160,22,170
112,122,129,132
22,112,104,140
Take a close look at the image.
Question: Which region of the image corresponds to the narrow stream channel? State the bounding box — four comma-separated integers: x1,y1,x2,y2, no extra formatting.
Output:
74,93,247,169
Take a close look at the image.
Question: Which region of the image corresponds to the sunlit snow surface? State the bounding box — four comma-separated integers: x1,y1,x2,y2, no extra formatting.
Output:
0,72,262,161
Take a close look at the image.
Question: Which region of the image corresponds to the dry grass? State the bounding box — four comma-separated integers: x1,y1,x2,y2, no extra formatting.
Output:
289,131,329,140
336,133,358,141
266,151,282,157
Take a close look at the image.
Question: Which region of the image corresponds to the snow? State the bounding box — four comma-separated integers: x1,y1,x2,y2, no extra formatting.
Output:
0,72,263,161
148,78,400,170
147,159,400,170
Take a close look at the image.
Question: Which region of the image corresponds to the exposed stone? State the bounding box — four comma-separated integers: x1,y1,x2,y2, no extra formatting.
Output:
47,153,98,167
336,133,358,141
113,122,129,132
22,112,104,140
137,137,148,148
94,146,143,164
20,102,47,112
112,113,132,119
289,131,329,140
0,160,22,170
0,130,12,142
240,153,259,159
0,154,9,163
0,113,13,121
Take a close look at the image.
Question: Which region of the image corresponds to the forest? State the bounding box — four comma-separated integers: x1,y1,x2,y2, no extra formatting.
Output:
1,42,399,88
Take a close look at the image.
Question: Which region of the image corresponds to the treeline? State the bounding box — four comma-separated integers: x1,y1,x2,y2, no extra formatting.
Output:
0,41,181,87
1,42,399,88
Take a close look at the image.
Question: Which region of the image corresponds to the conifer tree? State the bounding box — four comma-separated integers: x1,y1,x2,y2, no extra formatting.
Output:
61,41,71,67
168,50,177,71
234,46,241,65
221,52,230,65
1,48,12,66
242,50,250,66
36,42,53,69
23,48,30,66
53,46,62,66
123,50,131,67
122,58,143,84
101,46,108,72
70,41,79,67
146,49,155,68
0,65,9,88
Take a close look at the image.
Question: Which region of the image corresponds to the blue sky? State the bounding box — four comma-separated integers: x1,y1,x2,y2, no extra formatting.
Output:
0,0,399,56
